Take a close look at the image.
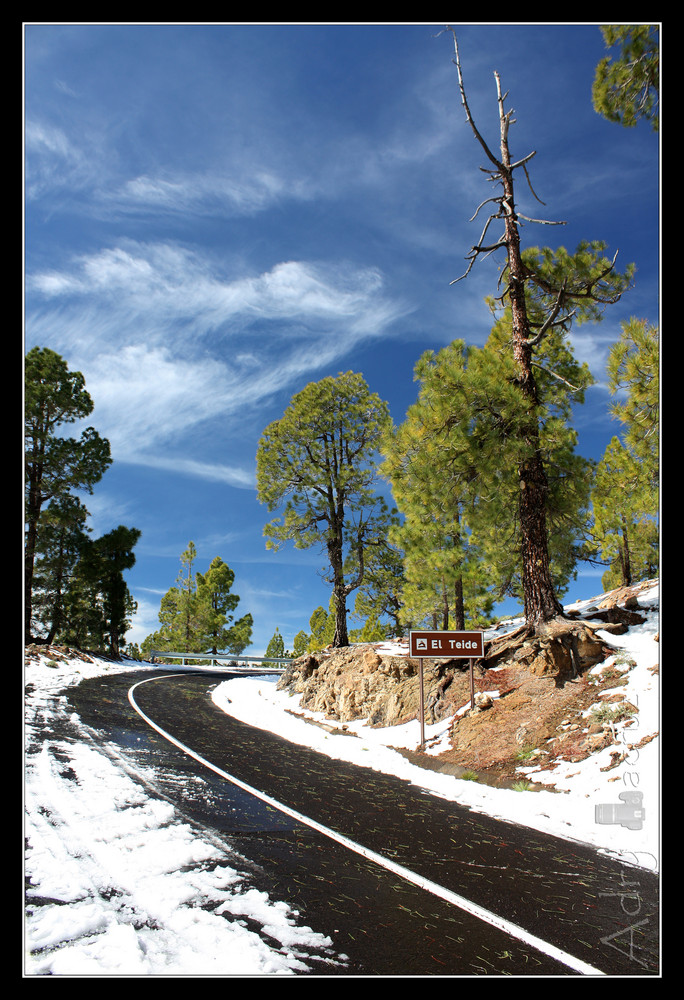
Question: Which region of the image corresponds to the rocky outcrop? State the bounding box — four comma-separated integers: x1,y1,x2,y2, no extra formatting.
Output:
277,644,458,728
276,580,657,780
277,611,619,730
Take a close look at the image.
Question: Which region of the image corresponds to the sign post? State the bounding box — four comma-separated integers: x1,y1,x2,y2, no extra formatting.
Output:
409,630,485,748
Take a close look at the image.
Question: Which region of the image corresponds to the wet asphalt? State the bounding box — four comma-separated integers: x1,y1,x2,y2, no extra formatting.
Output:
65,668,660,977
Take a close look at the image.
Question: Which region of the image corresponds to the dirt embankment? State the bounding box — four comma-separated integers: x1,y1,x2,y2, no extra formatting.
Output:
277,581,658,787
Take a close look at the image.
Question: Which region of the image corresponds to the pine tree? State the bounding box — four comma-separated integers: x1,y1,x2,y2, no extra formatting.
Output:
381,347,492,630
196,556,252,655
350,537,406,637
60,525,140,655
441,30,632,628
265,628,286,660
606,318,659,515
349,615,387,643
292,630,310,658
383,306,594,627
25,347,112,642
589,319,659,588
256,371,393,647
592,25,659,132
31,494,90,643
306,603,336,653
144,544,252,656
591,437,656,589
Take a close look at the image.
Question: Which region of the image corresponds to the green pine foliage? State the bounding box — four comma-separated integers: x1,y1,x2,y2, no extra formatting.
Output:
592,25,659,131
31,494,91,644
349,537,406,637
589,319,659,588
382,303,596,618
606,318,659,511
265,627,286,660
291,630,310,657
306,602,336,653
142,543,253,658
256,371,394,647
25,346,142,654
349,614,387,643
25,346,113,643
60,526,141,656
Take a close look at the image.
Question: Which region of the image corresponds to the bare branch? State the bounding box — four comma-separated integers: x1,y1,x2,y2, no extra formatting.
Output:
447,26,501,172
449,255,479,285
524,278,579,346
450,237,507,284
509,150,537,171
531,361,582,392
521,161,546,205
470,196,502,221
473,211,505,249
516,212,567,226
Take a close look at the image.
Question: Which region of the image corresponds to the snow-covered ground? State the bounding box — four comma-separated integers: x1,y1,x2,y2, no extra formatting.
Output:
24,582,659,976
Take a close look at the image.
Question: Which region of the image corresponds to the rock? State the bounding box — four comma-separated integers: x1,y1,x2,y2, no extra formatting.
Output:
579,606,646,629
278,642,475,729
278,644,434,727
489,620,609,683
273,585,656,778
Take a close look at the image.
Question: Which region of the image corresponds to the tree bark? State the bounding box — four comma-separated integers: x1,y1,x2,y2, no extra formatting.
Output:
454,576,465,630
500,160,564,625
448,32,566,627
620,515,633,586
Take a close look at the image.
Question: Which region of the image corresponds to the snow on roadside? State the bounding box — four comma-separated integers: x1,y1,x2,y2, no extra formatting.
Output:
211,583,660,874
24,654,338,977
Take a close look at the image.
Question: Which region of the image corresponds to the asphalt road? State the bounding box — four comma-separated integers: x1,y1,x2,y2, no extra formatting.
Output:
66,668,660,977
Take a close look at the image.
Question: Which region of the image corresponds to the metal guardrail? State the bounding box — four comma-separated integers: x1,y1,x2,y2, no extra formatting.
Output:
148,650,292,672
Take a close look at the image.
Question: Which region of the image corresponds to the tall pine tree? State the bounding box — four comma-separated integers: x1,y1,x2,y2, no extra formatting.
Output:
31,494,90,644
25,347,112,642
256,372,393,647
441,30,632,628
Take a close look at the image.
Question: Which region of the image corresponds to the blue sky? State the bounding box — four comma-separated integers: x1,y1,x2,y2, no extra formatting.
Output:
24,23,660,654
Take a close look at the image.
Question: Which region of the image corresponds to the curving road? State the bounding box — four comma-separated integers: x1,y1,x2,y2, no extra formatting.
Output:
67,668,660,977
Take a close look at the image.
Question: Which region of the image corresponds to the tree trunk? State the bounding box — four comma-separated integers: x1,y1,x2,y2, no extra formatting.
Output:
620,515,633,586
328,519,350,647
453,576,465,630
25,505,43,643
441,580,449,629
332,589,349,647
500,144,564,626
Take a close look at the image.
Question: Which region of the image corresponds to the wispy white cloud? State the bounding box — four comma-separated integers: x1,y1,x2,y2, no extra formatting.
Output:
131,454,255,490
26,242,411,473
25,120,94,199
29,243,404,333
113,169,308,219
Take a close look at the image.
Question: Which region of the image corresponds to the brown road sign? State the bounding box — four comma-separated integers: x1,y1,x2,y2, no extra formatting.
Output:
409,630,484,659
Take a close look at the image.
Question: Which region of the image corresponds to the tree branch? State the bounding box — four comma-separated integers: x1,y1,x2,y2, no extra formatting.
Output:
447,26,501,171
531,361,582,392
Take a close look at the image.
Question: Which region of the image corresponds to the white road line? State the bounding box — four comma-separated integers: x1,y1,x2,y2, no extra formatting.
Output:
128,675,604,976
